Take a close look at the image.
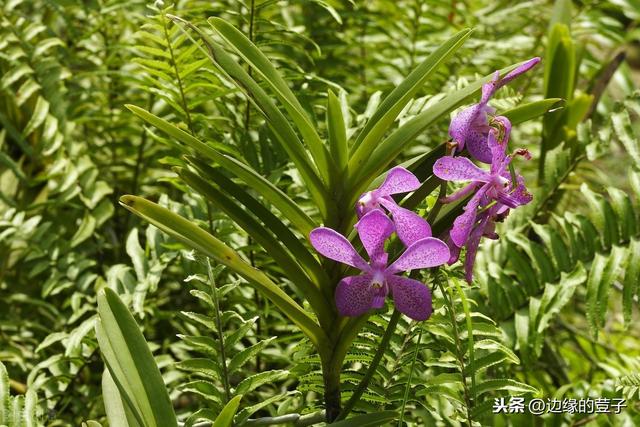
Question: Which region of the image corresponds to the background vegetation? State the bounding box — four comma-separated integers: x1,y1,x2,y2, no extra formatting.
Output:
1,0,640,425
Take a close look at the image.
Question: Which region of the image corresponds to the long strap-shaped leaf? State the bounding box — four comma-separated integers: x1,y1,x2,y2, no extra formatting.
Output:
102,369,143,427
96,288,177,427
119,195,329,350
347,60,529,205
208,17,333,186
176,167,335,329
327,89,349,182
185,157,331,288
125,105,317,236
348,29,472,169
168,16,331,218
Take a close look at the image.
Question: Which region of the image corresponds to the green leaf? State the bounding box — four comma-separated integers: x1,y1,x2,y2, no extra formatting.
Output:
23,97,49,137
175,358,221,380
502,98,563,125
327,89,349,178
186,157,328,287
125,105,317,235
612,105,640,169
581,183,619,249
623,240,640,326
586,246,626,337
228,338,274,374
544,24,575,101
349,29,472,169
102,369,142,427
549,0,572,28
327,410,397,427
475,379,538,397
118,195,328,350
531,265,586,357
212,395,243,427
176,167,332,326
0,150,27,181
70,213,96,248
169,17,330,217
208,17,331,185
0,362,9,426
235,370,289,395
96,288,177,427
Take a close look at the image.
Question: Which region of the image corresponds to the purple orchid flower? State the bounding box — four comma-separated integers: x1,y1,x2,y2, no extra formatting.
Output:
449,57,540,163
356,166,432,247
309,210,450,320
433,129,532,282
446,203,504,283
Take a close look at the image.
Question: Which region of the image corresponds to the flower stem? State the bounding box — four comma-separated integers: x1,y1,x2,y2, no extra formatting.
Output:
335,309,401,421
322,357,342,422
398,327,422,426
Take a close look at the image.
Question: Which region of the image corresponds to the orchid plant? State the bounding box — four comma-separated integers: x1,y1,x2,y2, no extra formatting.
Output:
113,14,549,424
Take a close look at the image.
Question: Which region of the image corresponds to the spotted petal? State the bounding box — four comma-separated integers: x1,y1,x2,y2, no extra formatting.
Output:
387,237,450,274
449,104,493,152
309,228,368,270
379,198,431,247
378,166,421,196
355,210,394,267
388,275,432,321
450,188,487,247
335,274,377,317
465,128,493,164
433,156,491,183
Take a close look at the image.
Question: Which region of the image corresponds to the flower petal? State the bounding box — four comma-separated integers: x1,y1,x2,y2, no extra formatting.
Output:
449,104,486,151
378,166,421,196
387,237,450,274
387,275,432,321
465,130,493,164
433,156,491,183
450,187,487,247
480,72,501,104
448,241,461,264
379,198,431,247
355,210,394,267
309,227,368,270
499,57,541,87
463,213,492,283
335,274,377,317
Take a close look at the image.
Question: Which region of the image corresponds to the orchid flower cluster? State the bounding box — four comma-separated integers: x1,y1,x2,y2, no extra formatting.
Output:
309,58,540,321
433,57,540,283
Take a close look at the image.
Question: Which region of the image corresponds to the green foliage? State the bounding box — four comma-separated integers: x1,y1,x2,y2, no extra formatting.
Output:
96,287,177,426
2,0,640,425
176,264,291,425
0,362,41,427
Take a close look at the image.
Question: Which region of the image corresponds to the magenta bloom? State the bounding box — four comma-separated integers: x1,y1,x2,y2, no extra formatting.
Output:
449,57,540,163
309,210,449,320
356,166,432,247
433,129,532,282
